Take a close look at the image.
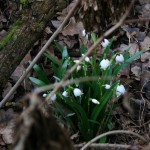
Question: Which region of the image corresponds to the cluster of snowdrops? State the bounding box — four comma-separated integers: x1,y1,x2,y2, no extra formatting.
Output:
30,33,144,141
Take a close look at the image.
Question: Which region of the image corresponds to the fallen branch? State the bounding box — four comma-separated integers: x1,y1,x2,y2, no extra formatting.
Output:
80,130,146,150
75,143,140,150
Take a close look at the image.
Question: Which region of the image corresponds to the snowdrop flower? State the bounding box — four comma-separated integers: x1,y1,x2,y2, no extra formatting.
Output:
74,60,80,64
62,91,68,97
50,93,56,101
77,65,81,71
82,54,90,62
116,84,126,96
100,59,110,70
73,88,83,97
74,60,82,71
91,99,100,104
101,39,110,48
105,84,111,89
43,93,47,97
85,34,89,40
115,54,124,63
82,30,86,37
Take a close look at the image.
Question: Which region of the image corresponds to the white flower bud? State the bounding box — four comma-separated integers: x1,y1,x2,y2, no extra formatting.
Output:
101,39,110,48
77,65,81,71
100,59,110,70
74,60,80,64
82,30,86,37
105,84,111,89
91,99,100,104
43,93,47,97
50,93,56,101
115,54,124,63
85,34,89,40
62,91,68,97
73,88,83,97
82,54,90,62
116,84,126,96
74,60,82,71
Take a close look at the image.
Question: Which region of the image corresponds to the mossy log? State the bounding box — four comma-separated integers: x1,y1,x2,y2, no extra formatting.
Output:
0,0,68,96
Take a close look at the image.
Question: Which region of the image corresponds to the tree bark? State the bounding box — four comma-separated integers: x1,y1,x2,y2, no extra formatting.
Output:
0,0,68,96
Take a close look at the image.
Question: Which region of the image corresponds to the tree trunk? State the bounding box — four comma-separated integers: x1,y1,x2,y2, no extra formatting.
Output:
0,0,68,96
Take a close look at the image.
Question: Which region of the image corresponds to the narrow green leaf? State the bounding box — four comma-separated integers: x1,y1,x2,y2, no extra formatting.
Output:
81,44,86,54
44,52,60,66
62,59,68,69
91,32,97,43
29,61,50,84
126,50,145,63
29,77,46,86
62,46,68,60
54,40,63,52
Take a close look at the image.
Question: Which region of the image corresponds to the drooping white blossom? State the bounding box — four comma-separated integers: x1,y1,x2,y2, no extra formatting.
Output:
105,84,111,89
50,93,57,101
77,65,81,71
62,91,68,97
74,60,80,64
74,60,82,71
116,84,126,96
82,30,86,37
101,39,110,48
82,54,90,62
115,54,124,63
43,93,47,97
73,88,83,97
91,99,100,104
100,59,110,70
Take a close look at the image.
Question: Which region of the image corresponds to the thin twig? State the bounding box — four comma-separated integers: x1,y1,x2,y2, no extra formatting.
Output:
0,0,80,108
34,76,99,94
34,76,117,94
80,130,146,150
75,143,139,150
125,18,150,24
46,0,135,102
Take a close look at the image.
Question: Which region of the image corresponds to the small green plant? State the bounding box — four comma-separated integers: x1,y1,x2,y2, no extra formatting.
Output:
20,0,29,7
29,34,144,141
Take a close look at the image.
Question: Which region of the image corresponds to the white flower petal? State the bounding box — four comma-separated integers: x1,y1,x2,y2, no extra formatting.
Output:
100,59,110,70
85,34,88,40
82,30,86,37
85,57,90,62
74,60,80,64
105,84,111,89
73,88,83,97
101,39,110,48
43,93,47,97
91,99,100,104
82,54,90,62
50,94,56,101
116,84,126,96
62,91,68,97
77,65,81,71
115,54,124,63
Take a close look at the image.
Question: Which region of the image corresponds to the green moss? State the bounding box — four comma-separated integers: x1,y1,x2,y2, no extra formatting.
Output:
30,22,45,32
0,20,22,49
20,0,29,7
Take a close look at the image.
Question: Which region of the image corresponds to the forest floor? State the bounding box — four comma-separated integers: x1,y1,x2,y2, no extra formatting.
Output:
0,0,150,150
